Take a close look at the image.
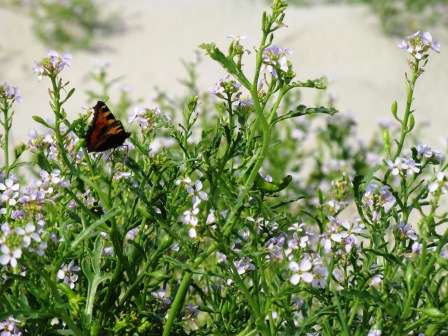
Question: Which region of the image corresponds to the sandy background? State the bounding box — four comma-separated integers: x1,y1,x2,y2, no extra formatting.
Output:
0,0,447,152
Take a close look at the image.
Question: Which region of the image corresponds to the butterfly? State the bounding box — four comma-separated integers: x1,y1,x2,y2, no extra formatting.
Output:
84,101,131,153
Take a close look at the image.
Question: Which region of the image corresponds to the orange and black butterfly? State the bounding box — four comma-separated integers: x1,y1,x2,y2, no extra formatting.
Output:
84,101,131,152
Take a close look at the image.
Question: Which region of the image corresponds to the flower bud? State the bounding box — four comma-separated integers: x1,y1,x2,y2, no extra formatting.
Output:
391,101,399,121
159,234,174,250
405,262,415,289
419,307,445,318
148,269,170,282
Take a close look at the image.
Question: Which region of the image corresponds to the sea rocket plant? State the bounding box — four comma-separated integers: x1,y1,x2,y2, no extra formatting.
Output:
0,1,447,335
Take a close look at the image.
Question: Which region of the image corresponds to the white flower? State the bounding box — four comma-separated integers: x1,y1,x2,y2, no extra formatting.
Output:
428,172,448,193
57,260,81,289
0,178,20,206
386,157,402,176
370,274,383,286
0,244,22,268
15,223,41,248
186,180,208,208
289,257,313,285
311,266,328,288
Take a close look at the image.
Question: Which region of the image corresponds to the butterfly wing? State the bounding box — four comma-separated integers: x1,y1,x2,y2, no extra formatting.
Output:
85,101,131,153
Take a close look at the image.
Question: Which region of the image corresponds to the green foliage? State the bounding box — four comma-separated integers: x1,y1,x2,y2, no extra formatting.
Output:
283,0,448,36
28,0,125,50
0,1,447,335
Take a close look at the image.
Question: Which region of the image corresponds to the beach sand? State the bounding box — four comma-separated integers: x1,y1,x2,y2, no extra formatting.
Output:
0,0,447,150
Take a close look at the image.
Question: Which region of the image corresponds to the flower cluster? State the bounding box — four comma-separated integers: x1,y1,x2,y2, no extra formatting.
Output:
362,183,396,221
0,316,22,336
393,221,418,241
33,50,72,81
319,216,364,255
128,106,171,136
57,260,81,289
416,142,442,163
397,31,441,59
177,177,209,238
261,45,292,77
0,82,23,104
289,254,328,289
209,74,242,99
386,156,420,177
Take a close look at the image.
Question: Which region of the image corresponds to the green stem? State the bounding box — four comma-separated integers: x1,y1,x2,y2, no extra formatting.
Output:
392,59,419,161
2,100,10,177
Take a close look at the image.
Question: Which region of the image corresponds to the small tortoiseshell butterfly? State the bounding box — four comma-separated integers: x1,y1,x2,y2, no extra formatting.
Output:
84,101,131,152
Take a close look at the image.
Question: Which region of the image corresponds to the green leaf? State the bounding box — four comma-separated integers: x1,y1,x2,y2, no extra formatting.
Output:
362,248,403,265
339,289,379,302
272,104,339,125
32,115,52,129
71,208,121,249
199,43,238,75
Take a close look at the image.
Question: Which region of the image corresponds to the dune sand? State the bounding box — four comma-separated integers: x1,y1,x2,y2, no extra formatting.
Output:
0,0,447,151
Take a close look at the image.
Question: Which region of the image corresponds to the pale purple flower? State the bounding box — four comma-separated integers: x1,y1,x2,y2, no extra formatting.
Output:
234,256,255,275
368,330,381,336
265,235,286,261
129,107,149,128
15,223,41,248
209,74,242,98
209,77,226,97
416,142,433,158
113,171,132,181
311,266,328,288
370,274,383,286
33,61,46,81
1,223,12,242
319,232,334,254
48,50,72,72
0,244,22,268
175,176,192,186
337,220,363,243
401,157,420,176
386,157,402,176
261,45,292,77
246,216,266,234
103,247,114,255
0,178,20,206
57,260,81,289
378,185,396,212
29,241,47,256
428,172,448,193
288,222,306,234
396,222,418,241
184,303,200,320
411,241,422,254
421,31,441,53
125,228,139,241
226,35,247,41
128,106,169,131
151,288,171,307
287,232,309,253
1,82,23,103
33,50,72,81
182,207,200,238
0,316,22,336
289,257,313,285
206,210,217,225
216,251,227,263
186,180,208,208
440,244,448,258
398,31,441,57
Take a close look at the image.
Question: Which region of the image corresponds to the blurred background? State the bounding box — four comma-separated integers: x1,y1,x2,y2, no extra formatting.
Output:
0,0,447,150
